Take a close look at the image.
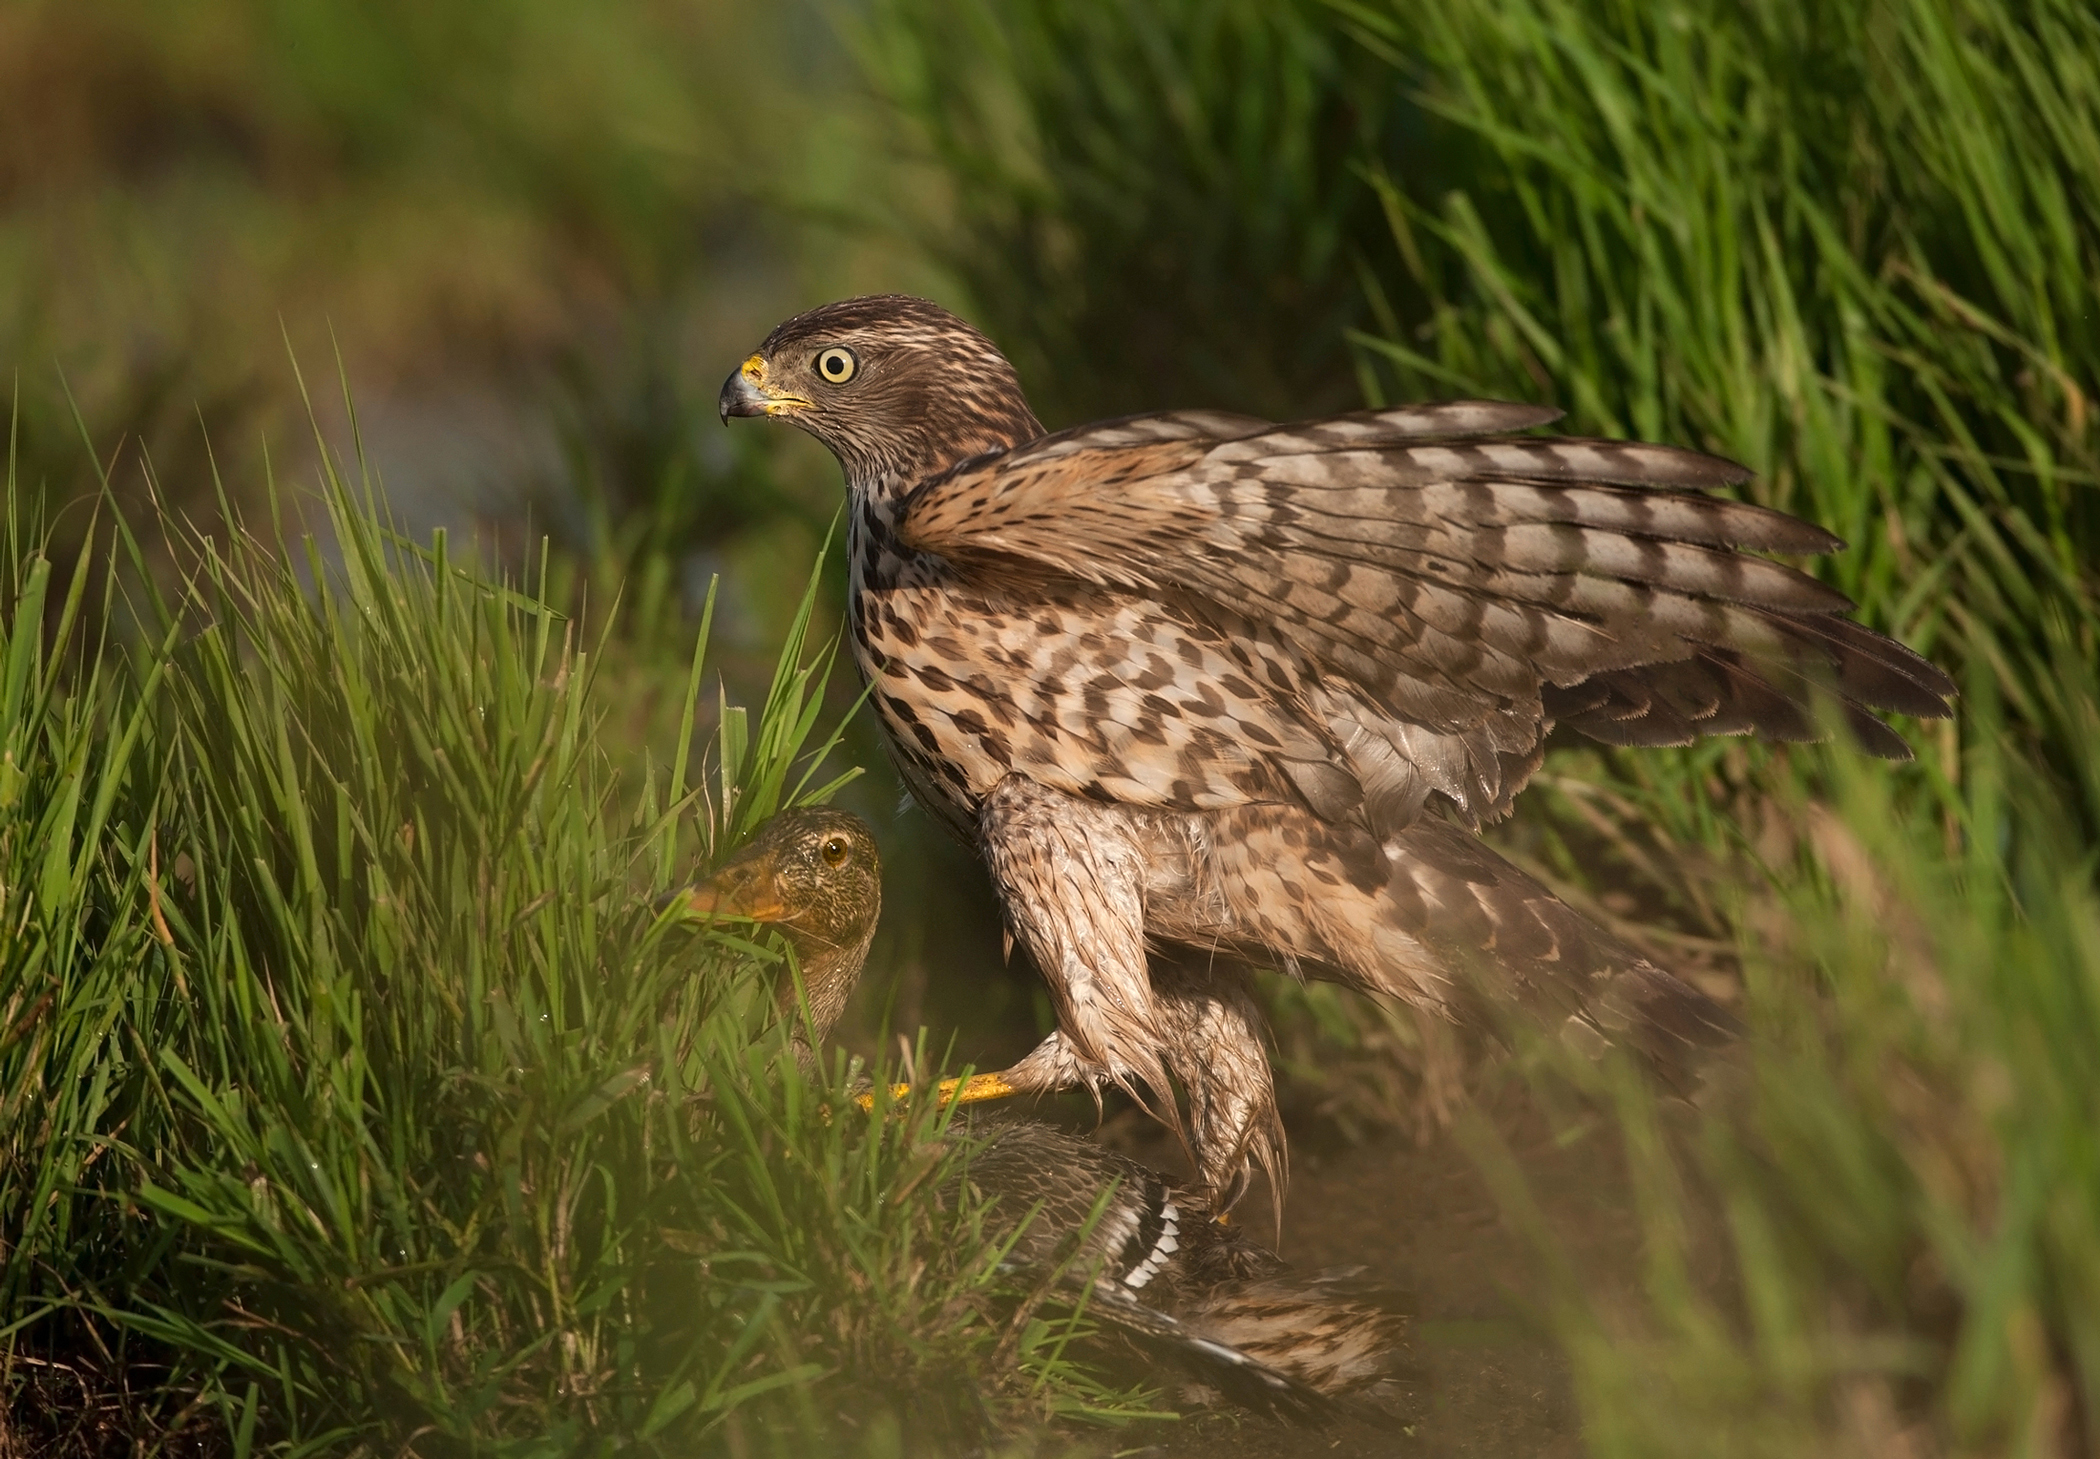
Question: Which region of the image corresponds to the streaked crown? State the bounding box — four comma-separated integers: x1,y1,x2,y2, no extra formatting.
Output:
721,295,1045,493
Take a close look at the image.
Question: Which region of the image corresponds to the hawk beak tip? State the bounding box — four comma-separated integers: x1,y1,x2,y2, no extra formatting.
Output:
718,367,769,423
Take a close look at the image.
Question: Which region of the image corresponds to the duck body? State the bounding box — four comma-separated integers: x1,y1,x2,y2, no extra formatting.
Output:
963,1114,1411,1411
676,807,1414,1415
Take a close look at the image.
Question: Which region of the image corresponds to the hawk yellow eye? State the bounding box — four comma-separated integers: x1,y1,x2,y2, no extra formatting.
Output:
814,346,858,384
820,836,849,866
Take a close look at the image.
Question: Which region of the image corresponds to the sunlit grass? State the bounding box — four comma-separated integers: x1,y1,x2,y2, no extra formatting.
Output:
1457,679,2100,1456
0,403,1164,1453
1337,0,2098,830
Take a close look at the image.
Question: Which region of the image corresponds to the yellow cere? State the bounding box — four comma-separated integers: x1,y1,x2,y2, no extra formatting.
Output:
739,351,809,416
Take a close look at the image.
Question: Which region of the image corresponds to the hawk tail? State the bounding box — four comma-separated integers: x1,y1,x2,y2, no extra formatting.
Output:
1201,805,1739,1085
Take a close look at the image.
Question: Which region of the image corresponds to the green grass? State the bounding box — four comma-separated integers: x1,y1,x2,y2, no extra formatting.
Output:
1453,693,2100,1458
857,0,1401,423
0,401,1164,1454
1340,0,2098,823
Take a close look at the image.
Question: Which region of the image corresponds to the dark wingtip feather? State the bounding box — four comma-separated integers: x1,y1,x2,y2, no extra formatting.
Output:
1770,612,1958,718
1840,702,1917,760
1775,520,1848,555
1621,964,1744,1049
1514,435,1755,490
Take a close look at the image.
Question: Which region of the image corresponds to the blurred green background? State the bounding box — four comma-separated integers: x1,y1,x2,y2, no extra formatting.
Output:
0,0,1047,1071
5,0,2098,1451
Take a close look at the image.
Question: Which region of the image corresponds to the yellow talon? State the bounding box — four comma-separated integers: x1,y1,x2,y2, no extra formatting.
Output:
943,1072,1019,1104
853,1071,1019,1112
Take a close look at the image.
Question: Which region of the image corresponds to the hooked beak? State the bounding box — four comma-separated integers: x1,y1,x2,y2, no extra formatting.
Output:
718,353,805,424
664,851,789,924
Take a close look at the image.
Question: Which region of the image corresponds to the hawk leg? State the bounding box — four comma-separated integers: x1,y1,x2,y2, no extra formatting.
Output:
979,776,1287,1213
991,965,1282,1216
1150,950,1285,1222
978,774,1178,1122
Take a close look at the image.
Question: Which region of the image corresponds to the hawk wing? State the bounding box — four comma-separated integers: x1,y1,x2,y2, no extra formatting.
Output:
898,402,1953,831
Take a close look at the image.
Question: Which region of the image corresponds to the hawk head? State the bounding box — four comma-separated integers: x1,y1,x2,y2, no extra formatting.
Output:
719,295,1045,491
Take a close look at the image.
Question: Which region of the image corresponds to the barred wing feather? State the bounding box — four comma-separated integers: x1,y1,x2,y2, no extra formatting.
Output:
901,402,1953,826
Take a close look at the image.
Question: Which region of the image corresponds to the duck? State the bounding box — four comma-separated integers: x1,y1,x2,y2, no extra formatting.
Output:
673,805,1417,1417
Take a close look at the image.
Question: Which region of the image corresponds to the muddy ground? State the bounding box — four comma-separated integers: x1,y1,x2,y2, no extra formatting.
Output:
1071,1076,1667,1459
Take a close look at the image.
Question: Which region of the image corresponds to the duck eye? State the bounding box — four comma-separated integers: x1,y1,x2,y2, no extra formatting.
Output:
819,836,849,866
814,346,858,384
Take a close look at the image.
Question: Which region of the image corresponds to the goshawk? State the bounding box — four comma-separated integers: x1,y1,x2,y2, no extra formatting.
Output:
719,295,1954,1210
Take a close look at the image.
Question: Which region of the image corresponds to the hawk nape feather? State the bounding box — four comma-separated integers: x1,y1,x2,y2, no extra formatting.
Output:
719,295,1956,1211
